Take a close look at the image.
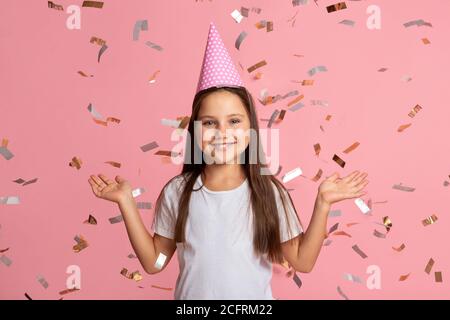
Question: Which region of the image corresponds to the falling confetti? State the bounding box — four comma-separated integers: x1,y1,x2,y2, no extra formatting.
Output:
352,244,368,259
69,156,82,170
82,1,104,9
48,1,63,10
332,154,346,168
326,2,347,13
399,273,411,281
133,20,148,41
392,244,406,252
83,214,97,225
343,142,360,154
73,235,88,253
282,167,302,183
422,214,438,226
392,183,415,192
425,258,435,274
120,268,142,282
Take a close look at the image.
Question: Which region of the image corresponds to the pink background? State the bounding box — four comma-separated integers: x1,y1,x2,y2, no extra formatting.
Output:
1,0,450,299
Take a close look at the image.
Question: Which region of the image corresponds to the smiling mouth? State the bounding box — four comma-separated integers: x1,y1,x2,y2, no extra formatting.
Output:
210,141,237,149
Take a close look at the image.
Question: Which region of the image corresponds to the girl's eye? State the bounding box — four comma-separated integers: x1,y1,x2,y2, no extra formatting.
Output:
230,118,241,124
203,120,215,126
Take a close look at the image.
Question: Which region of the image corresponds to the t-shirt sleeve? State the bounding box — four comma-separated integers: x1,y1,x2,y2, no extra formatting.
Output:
273,184,304,243
150,177,181,240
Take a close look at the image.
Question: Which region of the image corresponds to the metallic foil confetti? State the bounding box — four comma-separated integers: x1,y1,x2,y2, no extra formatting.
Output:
339,19,355,27
78,71,93,77
0,248,9,253
435,272,443,283
312,169,323,182
177,116,190,129
0,196,20,205
314,143,321,156
346,222,359,227
120,268,143,282
145,41,163,51
140,141,159,152
373,229,386,239
161,118,181,128
328,223,339,235
408,104,422,118
352,245,368,259
328,210,342,217
308,65,328,77
231,9,244,23
90,36,106,47
247,60,267,73
326,2,347,13
401,75,412,82
354,198,371,214
0,146,14,160
292,0,308,6
137,202,152,210
282,167,302,183
132,187,145,198
104,161,121,168
154,253,167,270
311,100,329,107
287,95,305,109
392,183,415,192
133,20,148,41
267,110,280,128
59,288,79,295
0,255,12,266
151,285,173,291
289,102,305,112
378,67,388,72
148,70,160,83
109,214,123,224
323,239,333,246
154,150,181,157
332,231,352,237
48,1,63,10
98,44,108,62
267,21,273,32
235,31,248,50
403,19,432,28
332,154,345,168
444,181,449,187
425,258,435,274
293,273,302,288
69,156,82,170
337,286,349,300
399,273,411,281
73,235,88,253
392,244,406,252
128,253,137,259
383,216,392,232
82,1,103,8
397,123,412,132
37,275,49,289
422,214,438,226
240,7,249,17
343,273,362,284
83,214,97,225
343,142,360,154
24,293,32,300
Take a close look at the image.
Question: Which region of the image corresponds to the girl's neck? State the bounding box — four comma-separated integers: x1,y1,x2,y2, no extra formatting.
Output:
202,164,246,188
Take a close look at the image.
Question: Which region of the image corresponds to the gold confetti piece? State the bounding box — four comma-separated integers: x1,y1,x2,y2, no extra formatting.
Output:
392,183,415,192
82,1,103,8
177,116,191,129
247,60,267,73
154,150,181,157
120,268,143,282
266,21,273,32
311,169,323,182
399,273,411,281
252,72,263,80
397,123,412,132
314,143,321,156
106,117,120,124
302,80,314,86
69,156,82,170
343,142,360,154
148,70,160,84
373,229,386,239
337,286,349,300
104,161,121,168
408,104,422,118
326,2,347,13
383,216,392,232
346,222,359,227
109,215,123,224
90,36,106,46
435,272,443,283
73,235,88,253
59,288,79,295
83,214,97,225
287,94,304,107
151,285,173,291
425,258,435,274
392,244,406,252
325,115,332,121
332,154,346,168
0,248,9,253
422,38,431,45
332,231,352,237
352,245,368,259
140,141,159,152
48,1,64,10
422,214,438,226
78,71,93,77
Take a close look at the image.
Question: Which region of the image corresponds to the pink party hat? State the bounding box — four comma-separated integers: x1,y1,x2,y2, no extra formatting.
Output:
196,22,245,94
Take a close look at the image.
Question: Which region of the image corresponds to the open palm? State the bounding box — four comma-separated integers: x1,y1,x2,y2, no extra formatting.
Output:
318,171,369,205
88,174,132,203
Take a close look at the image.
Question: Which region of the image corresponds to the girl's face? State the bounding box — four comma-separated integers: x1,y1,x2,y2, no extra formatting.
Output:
196,90,251,164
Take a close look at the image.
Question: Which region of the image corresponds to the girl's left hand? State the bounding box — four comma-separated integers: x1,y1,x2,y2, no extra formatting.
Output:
318,171,369,205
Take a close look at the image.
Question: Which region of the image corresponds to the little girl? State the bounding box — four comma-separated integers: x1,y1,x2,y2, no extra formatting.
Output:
88,22,369,300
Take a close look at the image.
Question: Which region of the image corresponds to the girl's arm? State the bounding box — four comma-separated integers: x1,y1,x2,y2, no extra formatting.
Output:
281,171,369,273
118,194,176,274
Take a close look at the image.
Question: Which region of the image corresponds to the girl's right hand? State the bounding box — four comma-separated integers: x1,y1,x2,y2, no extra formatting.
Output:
88,174,133,204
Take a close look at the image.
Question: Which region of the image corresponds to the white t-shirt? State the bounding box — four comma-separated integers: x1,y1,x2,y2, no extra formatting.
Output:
151,173,303,300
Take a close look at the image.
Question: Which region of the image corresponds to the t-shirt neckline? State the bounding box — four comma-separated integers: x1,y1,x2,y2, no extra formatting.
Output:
198,174,248,194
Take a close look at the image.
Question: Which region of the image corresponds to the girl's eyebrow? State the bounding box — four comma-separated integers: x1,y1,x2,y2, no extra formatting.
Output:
198,113,245,120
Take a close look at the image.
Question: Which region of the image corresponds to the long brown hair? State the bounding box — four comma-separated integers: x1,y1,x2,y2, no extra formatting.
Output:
155,86,302,264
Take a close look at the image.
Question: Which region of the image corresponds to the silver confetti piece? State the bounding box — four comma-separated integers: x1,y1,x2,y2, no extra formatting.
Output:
0,196,20,205
132,187,145,198
145,41,163,51
133,20,148,41
352,244,368,259
288,102,304,112
310,100,329,107
37,275,49,289
339,19,355,27
137,202,152,210
0,147,14,160
267,110,280,128
323,239,333,246
108,215,123,224
87,103,104,120
373,229,386,239
235,31,248,50
337,286,349,300
0,255,12,266
292,0,308,6
140,141,159,152
98,44,108,63
343,273,362,284
293,272,302,288
329,210,342,217
161,118,181,128
392,183,415,192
